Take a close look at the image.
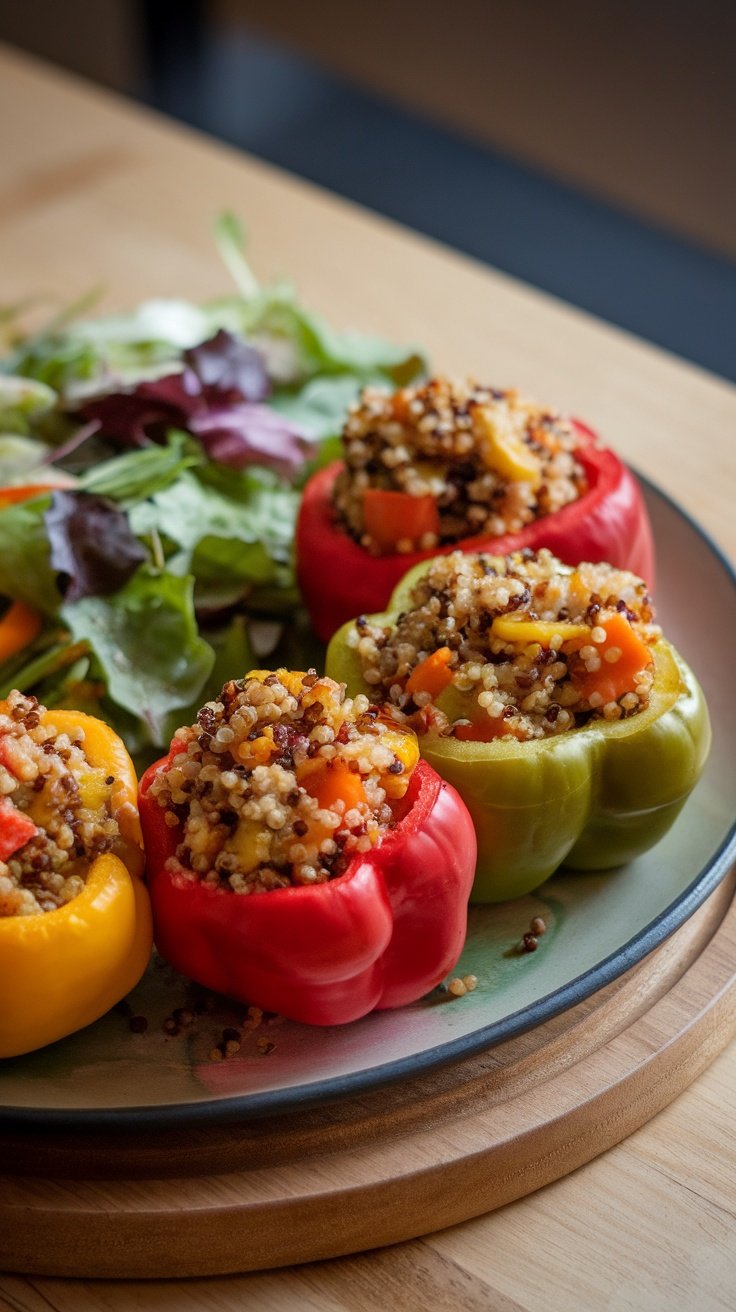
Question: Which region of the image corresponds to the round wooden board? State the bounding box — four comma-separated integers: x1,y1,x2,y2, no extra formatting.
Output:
2,868,735,1279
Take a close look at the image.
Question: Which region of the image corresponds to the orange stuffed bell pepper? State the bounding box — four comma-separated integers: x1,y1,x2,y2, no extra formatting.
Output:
0,690,152,1058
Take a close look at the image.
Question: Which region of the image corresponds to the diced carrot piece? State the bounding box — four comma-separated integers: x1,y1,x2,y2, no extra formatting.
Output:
302,759,367,813
362,489,440,553
405,647,454,699
299,817,335,852
573,612,654,705
390,390,411,423
0,796,38,860
0,484,57,508
454,715,523,742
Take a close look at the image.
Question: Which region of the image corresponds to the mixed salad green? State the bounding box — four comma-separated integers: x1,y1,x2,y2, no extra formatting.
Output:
0,216,424,764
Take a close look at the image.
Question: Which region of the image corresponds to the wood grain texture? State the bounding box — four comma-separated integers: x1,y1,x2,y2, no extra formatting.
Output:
0,42,734,1310
1,873,732,1184
1,874,734,1278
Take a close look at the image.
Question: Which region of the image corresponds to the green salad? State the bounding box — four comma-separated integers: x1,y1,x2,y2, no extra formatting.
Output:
0,216,424,765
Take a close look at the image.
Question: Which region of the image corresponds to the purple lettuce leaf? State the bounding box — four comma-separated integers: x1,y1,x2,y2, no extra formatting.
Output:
45,489,148,602
189,404,311,477
76,330,308,477
183,329,269,403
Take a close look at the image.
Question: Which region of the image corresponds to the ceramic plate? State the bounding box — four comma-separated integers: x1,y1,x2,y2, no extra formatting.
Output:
1,480,734,1128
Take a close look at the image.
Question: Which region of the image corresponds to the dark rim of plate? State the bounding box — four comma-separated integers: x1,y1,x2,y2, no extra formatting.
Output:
1,473,734,1130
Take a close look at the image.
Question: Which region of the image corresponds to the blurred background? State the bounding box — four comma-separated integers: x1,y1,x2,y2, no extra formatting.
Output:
1,0,734,379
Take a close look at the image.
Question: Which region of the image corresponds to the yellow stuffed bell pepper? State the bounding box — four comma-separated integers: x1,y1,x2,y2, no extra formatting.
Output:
0,697,152,1058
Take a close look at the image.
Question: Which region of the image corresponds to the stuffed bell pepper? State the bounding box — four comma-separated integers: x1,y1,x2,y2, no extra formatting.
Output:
297,378,655,640
139,669,476,1026
326,549,710,902
0,691,151,1057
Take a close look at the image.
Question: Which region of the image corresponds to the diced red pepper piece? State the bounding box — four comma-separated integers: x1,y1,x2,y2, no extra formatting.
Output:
362,489,440,554
405,647,454,699
0,797,38,860
454,716,512,742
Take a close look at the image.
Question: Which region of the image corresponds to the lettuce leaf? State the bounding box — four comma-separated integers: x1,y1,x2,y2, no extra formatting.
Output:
45,490,148,602
129,467,297,611
60,567,214,742
0,494,62,614
79,431,201,503
75,330,311,478
4,216,424,406
0,435,54,485
0,213,427,755
0,375,57,435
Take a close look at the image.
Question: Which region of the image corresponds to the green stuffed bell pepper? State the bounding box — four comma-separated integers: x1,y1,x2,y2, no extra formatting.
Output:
326,549,711,902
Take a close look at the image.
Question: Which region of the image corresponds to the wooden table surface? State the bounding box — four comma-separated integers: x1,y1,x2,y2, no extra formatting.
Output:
0,43,734,1312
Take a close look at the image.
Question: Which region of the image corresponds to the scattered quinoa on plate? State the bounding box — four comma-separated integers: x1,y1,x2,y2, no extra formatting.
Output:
147,670,419,893
0,691,123,917
346,548,661,741
333,379,587,554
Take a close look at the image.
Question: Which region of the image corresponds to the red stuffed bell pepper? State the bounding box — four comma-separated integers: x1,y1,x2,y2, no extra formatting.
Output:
139,669,476,1025
297,379,655,642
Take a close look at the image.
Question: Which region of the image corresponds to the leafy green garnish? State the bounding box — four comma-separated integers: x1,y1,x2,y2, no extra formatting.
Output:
0,375,57,435
0,435,53,484
270,375,364,444
45,490,148,602
61,567,214,743
159,614,256,746
79,432,201,504
0,214,426,751
0,493,61,614
129,468,295,563
214,213,261,301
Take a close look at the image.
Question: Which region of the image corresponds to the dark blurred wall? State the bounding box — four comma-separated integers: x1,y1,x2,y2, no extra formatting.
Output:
221,0,736,260
0,0,733,262
0,0,137,92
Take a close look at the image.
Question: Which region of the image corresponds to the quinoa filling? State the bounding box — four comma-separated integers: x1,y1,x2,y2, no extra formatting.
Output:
348,549,660,741
0,692,122,917
333,379,587,554
149,670,419,894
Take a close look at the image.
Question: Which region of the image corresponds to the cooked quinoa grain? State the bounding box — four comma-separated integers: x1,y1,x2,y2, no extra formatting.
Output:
351,549,660,741
0,691,122,917
334,379,586,553
149,670,419,894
